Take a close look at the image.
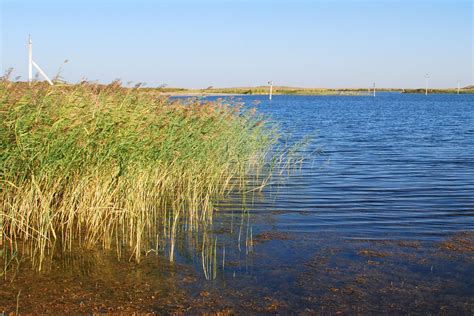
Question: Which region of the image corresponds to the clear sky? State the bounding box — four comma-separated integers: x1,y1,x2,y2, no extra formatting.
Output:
1,0,472,88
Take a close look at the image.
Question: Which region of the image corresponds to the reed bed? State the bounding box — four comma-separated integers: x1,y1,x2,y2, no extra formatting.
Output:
0,81,277,270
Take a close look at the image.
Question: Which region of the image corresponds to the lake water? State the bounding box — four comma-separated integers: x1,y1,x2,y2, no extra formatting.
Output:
171,92,474,313
3,93,473,314
234,93,474,240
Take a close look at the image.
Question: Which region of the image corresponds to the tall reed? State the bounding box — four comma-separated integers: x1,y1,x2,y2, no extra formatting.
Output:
0,81,276,269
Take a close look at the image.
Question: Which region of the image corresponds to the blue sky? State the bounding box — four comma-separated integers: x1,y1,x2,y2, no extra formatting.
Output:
1,0,472,88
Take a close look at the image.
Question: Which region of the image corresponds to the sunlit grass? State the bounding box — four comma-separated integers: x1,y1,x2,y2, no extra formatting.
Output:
0,80,278,270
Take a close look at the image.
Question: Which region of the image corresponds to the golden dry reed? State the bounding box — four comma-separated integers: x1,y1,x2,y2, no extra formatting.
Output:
0,79,276,270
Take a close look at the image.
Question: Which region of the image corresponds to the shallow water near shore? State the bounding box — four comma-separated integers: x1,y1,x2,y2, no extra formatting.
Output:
2,93,473,314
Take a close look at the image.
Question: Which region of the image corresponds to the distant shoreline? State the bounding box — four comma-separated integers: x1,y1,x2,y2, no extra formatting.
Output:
10,82,474,95
150,87,374,96
149,86,474,96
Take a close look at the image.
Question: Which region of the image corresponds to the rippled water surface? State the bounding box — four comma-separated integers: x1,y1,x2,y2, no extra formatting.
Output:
235,93,474,240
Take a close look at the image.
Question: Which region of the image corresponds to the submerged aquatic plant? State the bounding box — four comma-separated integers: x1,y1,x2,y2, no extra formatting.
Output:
0,81,277,270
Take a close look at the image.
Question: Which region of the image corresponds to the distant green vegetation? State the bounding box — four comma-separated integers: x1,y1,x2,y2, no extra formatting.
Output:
205,86,370,96
402,88,474,94
151,86,474,96
1,81,277,269
154,86,373,96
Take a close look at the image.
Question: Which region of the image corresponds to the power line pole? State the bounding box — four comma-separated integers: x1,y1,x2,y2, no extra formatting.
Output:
27,35,54,86
424,74,430,96
28,35,33,84
268,81,273,100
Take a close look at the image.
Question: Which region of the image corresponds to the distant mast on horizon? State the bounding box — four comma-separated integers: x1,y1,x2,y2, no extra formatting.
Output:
424,73,430,96
27,35,54,86
268,81,273,100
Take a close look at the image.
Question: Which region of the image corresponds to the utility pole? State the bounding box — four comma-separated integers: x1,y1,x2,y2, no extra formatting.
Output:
27,35,54,86
424,74,430,96
28,35,33,84
268,81,273,100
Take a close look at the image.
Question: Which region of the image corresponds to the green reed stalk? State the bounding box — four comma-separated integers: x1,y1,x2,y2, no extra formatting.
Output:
0,82,276,269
